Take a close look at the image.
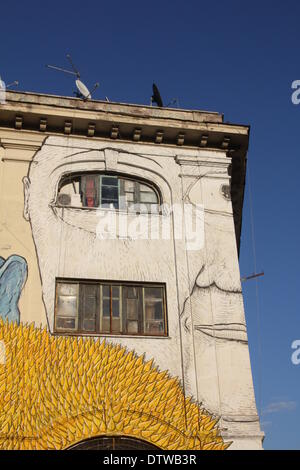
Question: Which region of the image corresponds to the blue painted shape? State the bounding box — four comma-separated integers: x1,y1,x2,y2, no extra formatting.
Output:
0,255,28,324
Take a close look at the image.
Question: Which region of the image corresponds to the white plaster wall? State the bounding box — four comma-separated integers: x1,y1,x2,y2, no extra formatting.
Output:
24,135,263,449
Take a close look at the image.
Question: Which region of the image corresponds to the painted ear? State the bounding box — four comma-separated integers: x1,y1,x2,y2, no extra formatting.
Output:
22,176,30,221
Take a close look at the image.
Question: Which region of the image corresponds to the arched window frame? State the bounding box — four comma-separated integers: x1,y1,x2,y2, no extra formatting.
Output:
56,171,162,213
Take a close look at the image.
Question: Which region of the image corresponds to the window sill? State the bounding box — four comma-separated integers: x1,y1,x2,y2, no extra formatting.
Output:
51,203,167,217
52,331,170,340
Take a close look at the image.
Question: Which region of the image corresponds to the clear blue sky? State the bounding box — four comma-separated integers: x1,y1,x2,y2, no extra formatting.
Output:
1,0,299,450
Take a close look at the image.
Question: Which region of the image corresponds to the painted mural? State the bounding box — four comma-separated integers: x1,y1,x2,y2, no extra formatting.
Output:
0,137,231,450
0,255,27,324
0,320,229,450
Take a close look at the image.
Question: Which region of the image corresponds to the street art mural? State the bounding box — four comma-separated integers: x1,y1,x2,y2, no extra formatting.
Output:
0,320,229,450
0,255,27,324
0,137,232,450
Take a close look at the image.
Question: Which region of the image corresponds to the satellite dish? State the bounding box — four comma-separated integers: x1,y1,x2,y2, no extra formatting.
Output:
151,83,163,107
75,79,90,100
46,54,99,100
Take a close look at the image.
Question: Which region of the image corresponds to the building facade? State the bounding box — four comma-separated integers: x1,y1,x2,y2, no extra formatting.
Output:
0,91,263,450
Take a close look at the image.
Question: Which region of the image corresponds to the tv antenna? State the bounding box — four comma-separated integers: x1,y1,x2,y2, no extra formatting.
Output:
46,54,99,100
166,98,180,108
0,76,19,89
151,83,163,107
241,271,264,282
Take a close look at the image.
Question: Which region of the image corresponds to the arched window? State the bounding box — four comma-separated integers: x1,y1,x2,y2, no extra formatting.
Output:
57,173,161,213
67,435,160,450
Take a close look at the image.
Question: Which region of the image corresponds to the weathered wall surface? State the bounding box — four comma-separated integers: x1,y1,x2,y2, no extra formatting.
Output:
0,129,263,449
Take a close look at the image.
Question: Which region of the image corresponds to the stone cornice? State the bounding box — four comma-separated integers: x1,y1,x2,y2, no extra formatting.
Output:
0,91,249,152
0,91,249,253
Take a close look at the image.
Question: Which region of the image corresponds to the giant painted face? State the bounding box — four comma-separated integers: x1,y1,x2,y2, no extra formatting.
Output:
22,137,171,331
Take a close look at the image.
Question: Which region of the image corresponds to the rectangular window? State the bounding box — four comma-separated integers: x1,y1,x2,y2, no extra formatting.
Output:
55,279,167,336
100,176,119,209
81,175,99,208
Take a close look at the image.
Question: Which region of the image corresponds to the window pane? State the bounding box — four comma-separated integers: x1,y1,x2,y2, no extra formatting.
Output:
57,283,78,296
101,177,119,209
102,176,118,186
144,287,163,299
82,285,97,315
80,284,98,333
127,287,138,299
112,299,120,317
102,285,110,298
127,320,138,334
112,286,120,298
154,301,163,320
57,295,77,317
102,299,110,317
140,191,157,203
143,286,165,335
125,193,134,202
101,200,119,209
112,318,121,333
101,317,110,333
56,317,76,330
126,299,138,319
139,184,153,192
101,186,119,200
145,320,164,335
144,300,163,320
83,318,96,331
83,296,97,318
145,301,156,320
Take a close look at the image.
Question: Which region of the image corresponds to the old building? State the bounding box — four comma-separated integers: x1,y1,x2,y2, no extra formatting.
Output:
0,91,263,450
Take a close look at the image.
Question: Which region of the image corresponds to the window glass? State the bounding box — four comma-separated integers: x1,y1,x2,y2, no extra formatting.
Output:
112,300,120,317
57,296,77,317
102,299,110,317
55,282,79,331
55,280,166,336
57,174,159,212
144,287,163,299
80,284,98,332
102,285,110,297
101,176,119,209
140,192,157,203
112,286,120,298
144,287,164,334
56,317,77,330
102,176,119,186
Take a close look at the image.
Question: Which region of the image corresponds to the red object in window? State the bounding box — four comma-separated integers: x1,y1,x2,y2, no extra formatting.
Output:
85,177,96,207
